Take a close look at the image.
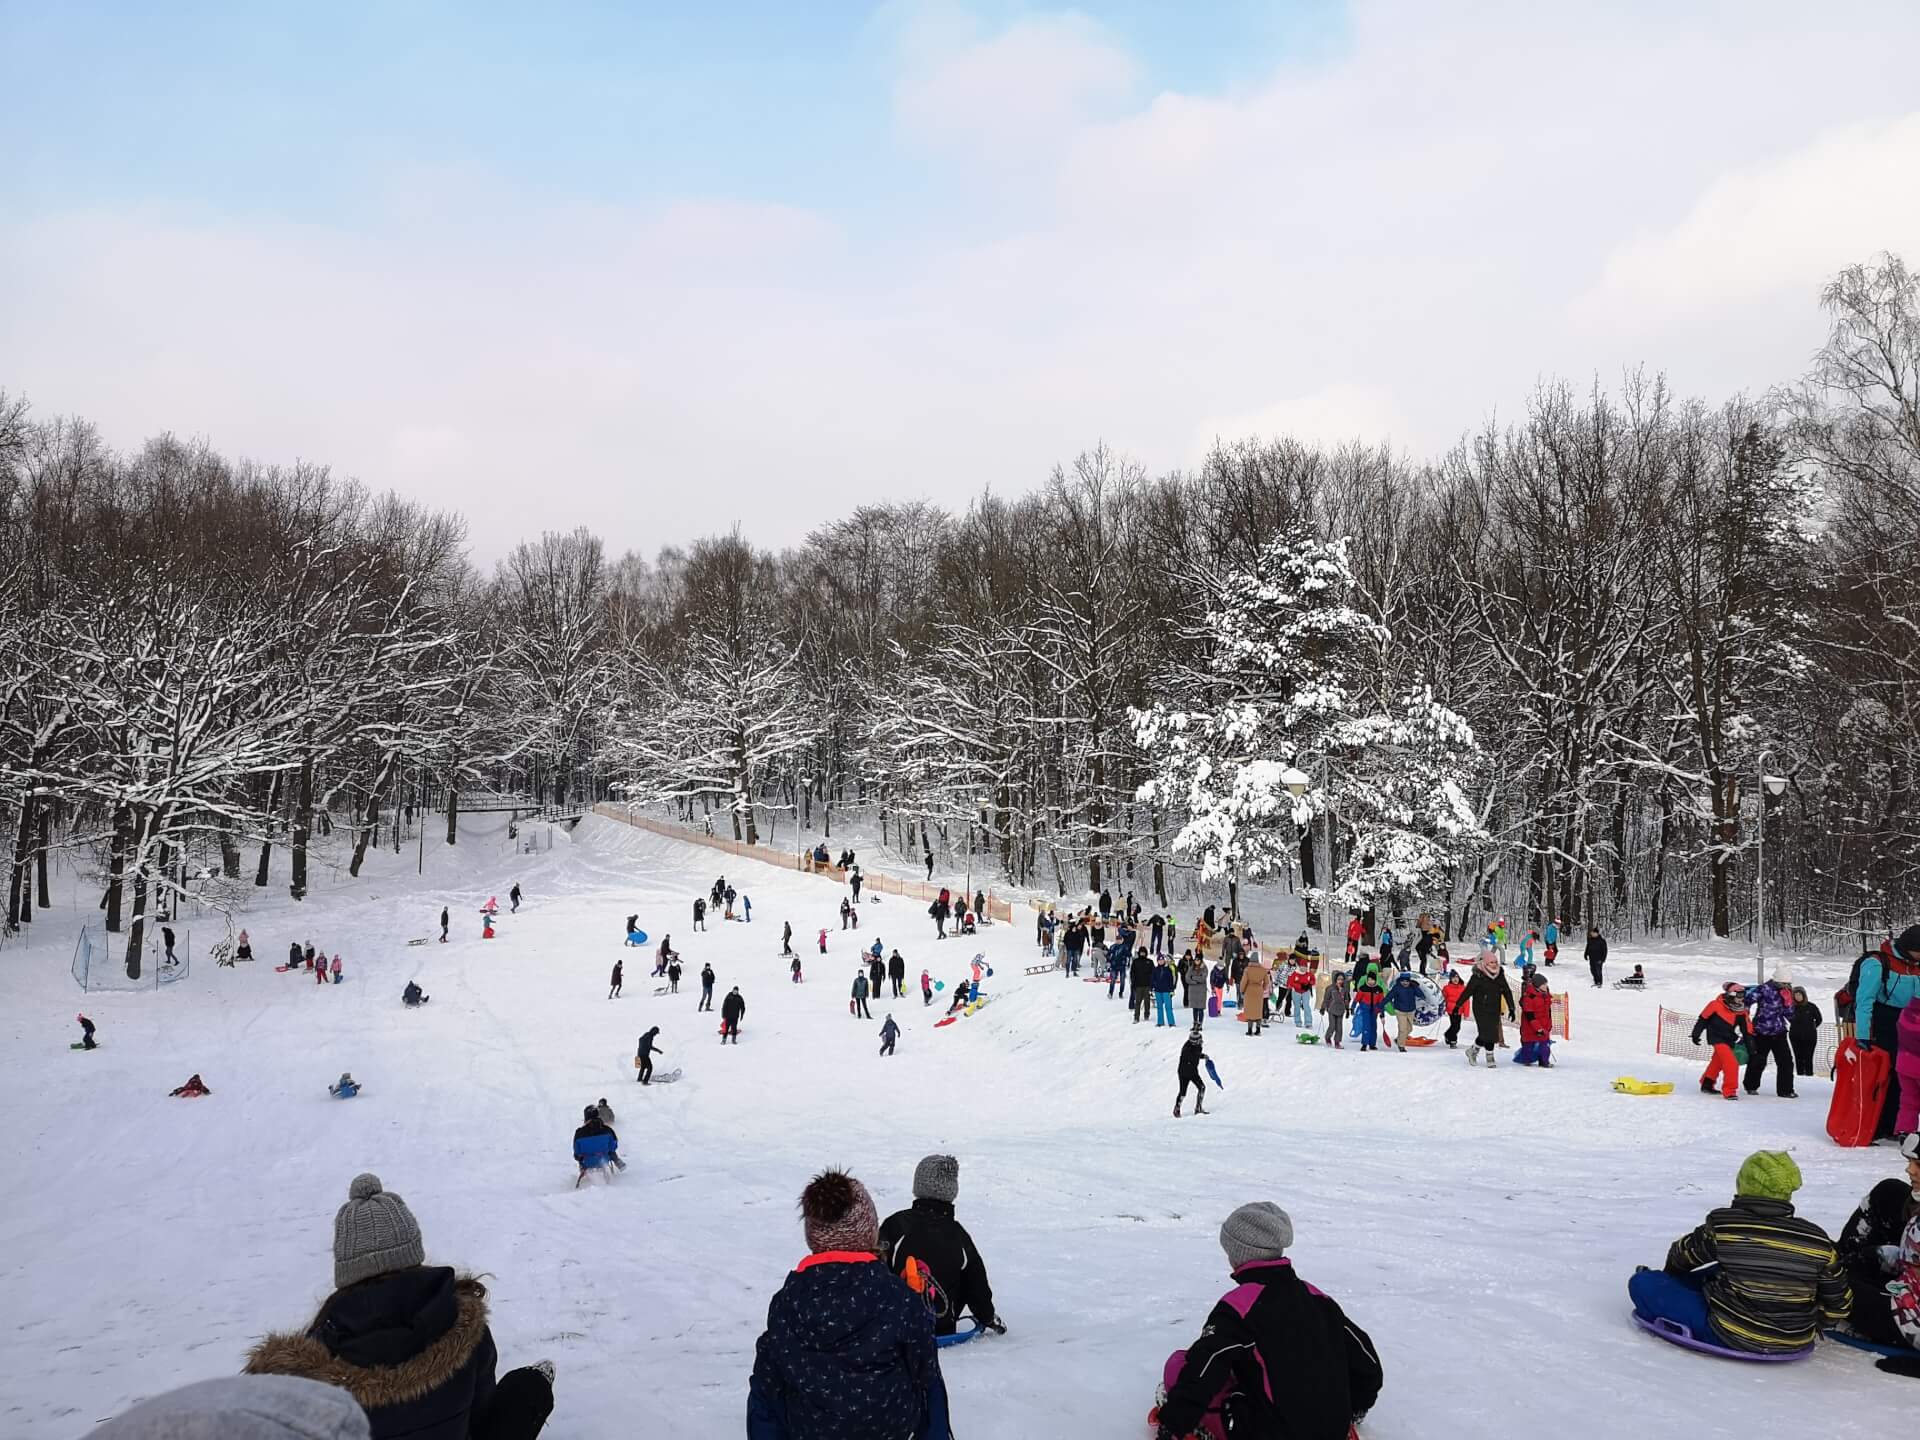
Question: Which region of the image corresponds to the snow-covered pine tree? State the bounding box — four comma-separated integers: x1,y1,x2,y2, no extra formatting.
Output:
1132,522,1481,924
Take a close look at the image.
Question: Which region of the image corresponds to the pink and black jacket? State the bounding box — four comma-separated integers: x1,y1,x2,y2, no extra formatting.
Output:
1158,1258,1382,1440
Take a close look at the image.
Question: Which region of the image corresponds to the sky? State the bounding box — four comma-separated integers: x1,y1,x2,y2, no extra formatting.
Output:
4,0,1919,562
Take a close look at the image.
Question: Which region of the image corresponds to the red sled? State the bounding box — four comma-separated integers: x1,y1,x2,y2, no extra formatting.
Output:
1826,1038,1890,1147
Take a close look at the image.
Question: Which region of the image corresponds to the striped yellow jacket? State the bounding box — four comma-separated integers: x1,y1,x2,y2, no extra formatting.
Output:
1665,1196,1851,1353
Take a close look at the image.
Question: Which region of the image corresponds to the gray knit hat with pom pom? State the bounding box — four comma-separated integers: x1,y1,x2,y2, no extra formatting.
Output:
334,1173,424,1288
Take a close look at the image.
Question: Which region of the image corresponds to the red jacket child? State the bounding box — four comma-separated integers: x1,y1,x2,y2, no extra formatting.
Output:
1519,981,1554,1043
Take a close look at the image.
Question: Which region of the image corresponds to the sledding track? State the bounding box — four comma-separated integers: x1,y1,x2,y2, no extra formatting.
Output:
0,813,1910,1436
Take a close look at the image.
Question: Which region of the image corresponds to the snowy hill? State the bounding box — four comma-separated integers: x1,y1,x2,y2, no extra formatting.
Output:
0,813,1909,1436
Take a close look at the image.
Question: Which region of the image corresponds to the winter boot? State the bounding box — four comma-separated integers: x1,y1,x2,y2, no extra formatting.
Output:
1467,1046,1480,1066
1194,1097,1207,1115
1173,1099,1183,1118
1485,1049,1498,1067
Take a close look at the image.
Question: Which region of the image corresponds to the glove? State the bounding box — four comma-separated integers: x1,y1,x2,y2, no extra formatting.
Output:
983,1317,1007,1335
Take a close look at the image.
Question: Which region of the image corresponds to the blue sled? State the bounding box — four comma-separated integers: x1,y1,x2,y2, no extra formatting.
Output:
937,1323,984,1349
1823,1329,1912,1359
1203,1057,1223,1089
624,930,649,946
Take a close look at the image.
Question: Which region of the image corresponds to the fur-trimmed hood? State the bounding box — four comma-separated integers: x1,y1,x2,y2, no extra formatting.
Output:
245,1268,489,1414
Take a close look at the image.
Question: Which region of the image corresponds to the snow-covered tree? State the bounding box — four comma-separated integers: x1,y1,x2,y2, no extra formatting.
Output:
1133,524,1480,921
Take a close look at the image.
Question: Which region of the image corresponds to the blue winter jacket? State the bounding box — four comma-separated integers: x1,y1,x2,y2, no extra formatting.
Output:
1544,923,1559,947
748,1253,948,1440
1152,963,1177,995
1853,953,1920,1036
1387,976,1422,1013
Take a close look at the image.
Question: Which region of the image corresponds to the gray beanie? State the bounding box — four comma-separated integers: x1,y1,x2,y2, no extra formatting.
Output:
912,1154,960,1204
333,1173,424,1289
93,1375,370,1439
1220,1201,1294,1269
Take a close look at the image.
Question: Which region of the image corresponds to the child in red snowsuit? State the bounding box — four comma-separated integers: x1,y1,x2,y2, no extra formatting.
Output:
1691,986,1751,1099
1514,973,1554,1067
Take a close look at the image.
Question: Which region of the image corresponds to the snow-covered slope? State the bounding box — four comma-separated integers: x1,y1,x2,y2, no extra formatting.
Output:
0,814,1908,1436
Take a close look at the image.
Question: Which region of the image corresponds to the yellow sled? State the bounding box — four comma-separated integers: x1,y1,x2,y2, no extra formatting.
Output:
1611,1076,1674,1095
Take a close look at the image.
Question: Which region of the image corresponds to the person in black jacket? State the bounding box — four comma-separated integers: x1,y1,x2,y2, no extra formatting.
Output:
1457,954,1515,1066
1175,1024,1209,1117
1836,1132,1920,1347
888,949,907,998
1153,1201,1381,1440
1585,927,1608,988
720,986,745,1043
1788,986,1824,1077
749,1168,949,1440
879,1154,1003,1338
1130,948,1155,1024
246,1173,554,1440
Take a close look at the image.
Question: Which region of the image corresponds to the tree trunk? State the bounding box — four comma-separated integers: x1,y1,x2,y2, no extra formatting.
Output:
1648,785,1674,930
219,820,241,880
446,779,460,846
1709,772,1735,937
7,791,35,928
105,805,129,930
1298,824,1322,931
35,799,53,909
290,736,314,901
349,746,402,877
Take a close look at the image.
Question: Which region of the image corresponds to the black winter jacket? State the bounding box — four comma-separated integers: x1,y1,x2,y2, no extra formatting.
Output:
722,991,746,1024
1158,1259,1381,1440
1178,1036,1205,1081
246,1267,507,1440
1130,952,1154,991
880,1198,997,1333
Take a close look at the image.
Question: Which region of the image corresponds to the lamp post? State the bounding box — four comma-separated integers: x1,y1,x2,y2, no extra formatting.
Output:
1754,752,1787,986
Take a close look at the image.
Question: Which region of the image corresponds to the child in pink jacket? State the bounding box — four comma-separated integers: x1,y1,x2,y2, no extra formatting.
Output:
1895,999,1920,1134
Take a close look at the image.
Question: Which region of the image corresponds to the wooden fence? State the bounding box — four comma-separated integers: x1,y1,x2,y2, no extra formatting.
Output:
591,806,1015,923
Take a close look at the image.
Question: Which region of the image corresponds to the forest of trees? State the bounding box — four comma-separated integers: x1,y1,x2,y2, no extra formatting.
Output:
3,254,1917,967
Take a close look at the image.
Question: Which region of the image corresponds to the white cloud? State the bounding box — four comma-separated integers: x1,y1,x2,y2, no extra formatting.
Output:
7,1,1920,560
1576,113,1920,322
1194,385,1406,460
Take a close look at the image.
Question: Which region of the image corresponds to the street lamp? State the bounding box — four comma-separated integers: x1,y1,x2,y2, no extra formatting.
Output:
1754,752,1788,985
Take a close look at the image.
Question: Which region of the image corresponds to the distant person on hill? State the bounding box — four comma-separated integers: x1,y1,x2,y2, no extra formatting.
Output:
75,1013,97,1050
1615,964,1646,989
791,955,803,984
1514,971,1555,1067
879,1014,899,1057
247,1173,556,1436
1586,927,1608,988
721,987,745,1043
440,907,449,943
868,952,885,1002
1130,948,1154,1024
1352,965,1387,1053
1175,1024,1210,1117
700,963,716,1011
888,948,906,998
331,954,343,985
921,968,933,1006
169,1074,211,1097
1788,987,1824,1078
635,1027,664,1085
668,958,683,994
1692,984,1752,1099
1322,971,1350,1049
1152,956,1178,1028
1743,969,1798,1098
509,883,521,914
692,896,707,932
1387,970,1423,1052
852,972,872,1020
782,921,794,957
748,1168,948,1440
329,1073,360,1098
402,981,428,1006
290,940,305,968
1457,952,1515,1068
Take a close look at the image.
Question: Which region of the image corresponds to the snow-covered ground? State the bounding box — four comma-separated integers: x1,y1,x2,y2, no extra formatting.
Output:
1,813,1910,1437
